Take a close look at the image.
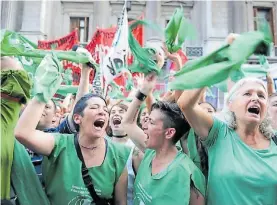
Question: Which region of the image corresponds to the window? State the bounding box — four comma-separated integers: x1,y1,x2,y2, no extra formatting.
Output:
70,17,89,42
253,7,276,45
117,17,135,25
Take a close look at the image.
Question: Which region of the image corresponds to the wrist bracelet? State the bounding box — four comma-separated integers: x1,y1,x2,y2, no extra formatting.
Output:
136,90,147,101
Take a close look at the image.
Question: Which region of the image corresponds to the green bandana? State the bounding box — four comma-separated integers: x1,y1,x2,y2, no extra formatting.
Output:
169,30,271,90
165,7,196,53
33,53,63,103
56,85,79,97
1,30,98,72
128,21,161,74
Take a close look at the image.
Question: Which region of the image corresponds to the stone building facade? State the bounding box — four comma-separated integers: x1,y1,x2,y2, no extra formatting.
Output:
2,0,277,55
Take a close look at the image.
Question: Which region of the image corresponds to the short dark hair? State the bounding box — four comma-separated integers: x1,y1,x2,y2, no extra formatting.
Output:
72,93,106,131
151,101,190,144
199,101,216,112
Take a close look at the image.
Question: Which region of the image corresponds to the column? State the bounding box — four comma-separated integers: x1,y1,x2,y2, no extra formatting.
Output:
93,1,110,31
1,1,17,30
145,1,161,42
20,0,44,42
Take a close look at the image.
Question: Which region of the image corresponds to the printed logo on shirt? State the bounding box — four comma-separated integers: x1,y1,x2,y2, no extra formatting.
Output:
134,182,152,205
68,185,102,205
68,195,92,205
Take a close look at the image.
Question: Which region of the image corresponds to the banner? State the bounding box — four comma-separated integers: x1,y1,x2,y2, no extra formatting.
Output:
38,29,78,50
38,29,95,85
86,14,144,97
86,21,143,64
101,4,128,85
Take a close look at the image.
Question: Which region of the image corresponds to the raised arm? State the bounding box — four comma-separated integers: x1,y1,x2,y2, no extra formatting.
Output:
266,73,275,96
122,73,157,153
176,88,213,140
15,97,55,155
15,54,62,155
66,63,93,131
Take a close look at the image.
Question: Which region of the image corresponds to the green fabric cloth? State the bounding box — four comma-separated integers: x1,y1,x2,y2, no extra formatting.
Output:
134,149,206,205
63,68,73,85
1,30,98,71
33,53,63,103
169,31,271,90
0,30,40,76
187,129,201,170
56,85,79,97
43,134,131,205
202,117,277,205
165,8,196,53
1,70,31,199
11,140,50,204
128,21,161,74
215,56,269,93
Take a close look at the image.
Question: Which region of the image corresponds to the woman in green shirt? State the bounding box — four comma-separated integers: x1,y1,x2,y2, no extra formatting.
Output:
122,73,206,205
176,77,277,205
15,92,129,205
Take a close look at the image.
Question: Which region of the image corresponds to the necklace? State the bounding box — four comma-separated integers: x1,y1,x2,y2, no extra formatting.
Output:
78,139,98,150
113,134,127,138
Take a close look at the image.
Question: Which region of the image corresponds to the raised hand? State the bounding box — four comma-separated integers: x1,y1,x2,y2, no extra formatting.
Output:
163,44,182,70
134,73,145,89
75,47,96,70
225,33,240,45
140,72,157,95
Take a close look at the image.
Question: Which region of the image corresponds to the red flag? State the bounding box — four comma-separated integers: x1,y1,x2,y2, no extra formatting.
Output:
38,29,95,85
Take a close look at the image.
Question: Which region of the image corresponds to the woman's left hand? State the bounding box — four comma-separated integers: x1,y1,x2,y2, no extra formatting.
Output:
140,72,157,96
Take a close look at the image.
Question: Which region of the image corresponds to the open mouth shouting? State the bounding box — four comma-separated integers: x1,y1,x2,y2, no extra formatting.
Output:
112,117,122,127
247,105,260,117
93,118,106,131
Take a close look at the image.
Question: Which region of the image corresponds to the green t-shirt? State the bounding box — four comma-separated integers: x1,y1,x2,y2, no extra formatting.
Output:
1,70,31,199
203,117,277,205
133,149,206,205
43,134,131,205
187,129,201,169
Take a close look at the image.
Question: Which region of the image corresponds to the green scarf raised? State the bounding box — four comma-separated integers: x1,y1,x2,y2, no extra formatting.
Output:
169,31,271,90
165,7,196,53
1,30,98,72
128,21,161,74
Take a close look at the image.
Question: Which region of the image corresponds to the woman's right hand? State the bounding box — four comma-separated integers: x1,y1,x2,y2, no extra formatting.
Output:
163,44,182,71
